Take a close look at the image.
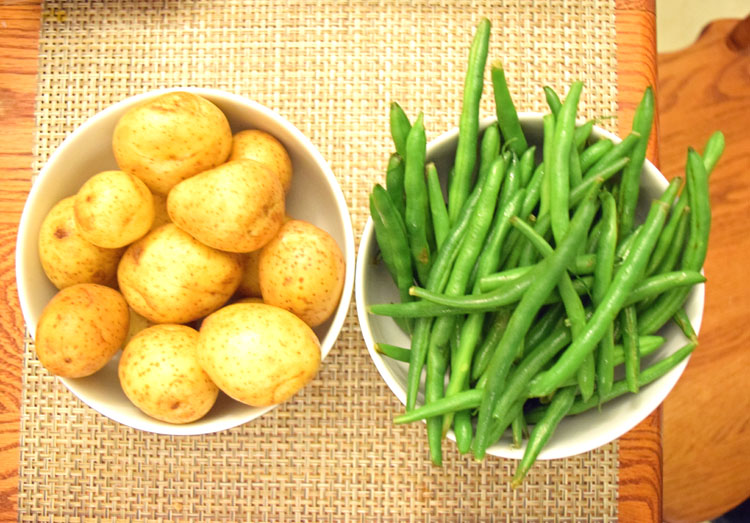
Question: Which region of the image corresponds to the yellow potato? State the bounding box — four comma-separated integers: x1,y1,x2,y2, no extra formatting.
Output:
74,170,155,248
149,191,171,231
124,307,153,346
259,220,345,327
167,159,285,253
35,283,129,378
112,91,232,194
117,223,243,324
119,324,218,424
236,250,262,298
229,129,293,193
38,196,123,289
198,303,320,407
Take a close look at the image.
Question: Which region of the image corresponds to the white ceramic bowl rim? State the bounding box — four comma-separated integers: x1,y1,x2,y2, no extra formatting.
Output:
16,88,356,435
355,112,703,460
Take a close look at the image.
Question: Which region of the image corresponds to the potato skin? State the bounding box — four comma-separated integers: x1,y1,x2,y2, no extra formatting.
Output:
38,196,123,289
167,159,285,253
35,283,129,378
229,130,293,193
259,220,345,327
74,170,155,248
119,324,218,424
117,223,243,324
197,303,321,407
112,92,232,195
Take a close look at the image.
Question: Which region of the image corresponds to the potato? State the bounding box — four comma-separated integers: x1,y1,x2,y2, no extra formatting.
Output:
119,324,218,424
167,159,285,253
38,196,123,289
124,307,153,346
236,250,262,298
197,303,320,407
112,91,232,194
259,220,345,327
73,170,154,248
229,130,293,193
117,223,243,324
35,283,129,378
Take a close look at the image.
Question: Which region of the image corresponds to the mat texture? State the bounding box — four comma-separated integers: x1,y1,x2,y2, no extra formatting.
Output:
21,1,619,520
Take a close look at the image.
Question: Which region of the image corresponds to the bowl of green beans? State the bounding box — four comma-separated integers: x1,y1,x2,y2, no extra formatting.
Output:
355,18,721,483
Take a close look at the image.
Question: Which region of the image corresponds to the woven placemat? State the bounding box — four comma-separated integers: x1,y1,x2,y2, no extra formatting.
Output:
21,1,619,520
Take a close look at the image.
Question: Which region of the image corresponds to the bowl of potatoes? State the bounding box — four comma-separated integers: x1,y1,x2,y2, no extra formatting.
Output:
16,88,355,435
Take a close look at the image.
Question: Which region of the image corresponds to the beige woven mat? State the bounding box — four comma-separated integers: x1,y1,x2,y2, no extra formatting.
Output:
21,0,619,520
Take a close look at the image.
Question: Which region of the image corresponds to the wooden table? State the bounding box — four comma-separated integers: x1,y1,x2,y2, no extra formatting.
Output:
0,0,662,519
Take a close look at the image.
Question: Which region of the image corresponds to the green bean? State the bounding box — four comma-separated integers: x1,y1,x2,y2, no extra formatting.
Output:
646,196,689,276
403,112,431,285
544,85,563,115
406,317,433,411
539,113,556,219
626,270,705,306
511,411,526,448
519,146,537,188
549,80,583,244
500,156,521,208
702,130,726,174
478,123,501,181
491,60,528,157
615,223,643,262
583,132,640,178
471,189,525,289
370,185,413,305
653,208,690,276
618,86,654,236
425,335,448,465
448,18,491,225
579,139,614,173
673,308,698,342
375,342,410,362
569,144,583,188
528,178,682,397
638,148,711,335
473,180,602,459
426,163,449,250
594,190,618,396
523,303,565,355
620,305,641,393
586,219,603,253
453,407,474,454
521,163,545,218
394,389,482,424
469,309,510,382
526,341,697,423
385,153,406,220
511,387,576,487
389,101,411,158
574,120,595,152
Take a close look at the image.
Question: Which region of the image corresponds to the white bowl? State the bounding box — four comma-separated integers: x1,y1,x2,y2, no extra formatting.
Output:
16,88,356,435
355,113,703,459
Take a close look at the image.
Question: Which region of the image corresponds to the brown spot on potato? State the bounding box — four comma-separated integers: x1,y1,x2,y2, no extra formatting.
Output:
54,227,68,239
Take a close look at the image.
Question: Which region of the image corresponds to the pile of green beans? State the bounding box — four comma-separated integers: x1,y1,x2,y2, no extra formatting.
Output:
367,17,723,483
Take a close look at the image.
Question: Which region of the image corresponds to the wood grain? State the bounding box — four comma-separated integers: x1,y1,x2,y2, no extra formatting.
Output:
0,0,41,519
614,4,663,523
658,17,750,523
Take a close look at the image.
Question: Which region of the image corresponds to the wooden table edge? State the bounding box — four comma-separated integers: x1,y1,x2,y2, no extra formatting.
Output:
615,2,663,522
2,1,663,520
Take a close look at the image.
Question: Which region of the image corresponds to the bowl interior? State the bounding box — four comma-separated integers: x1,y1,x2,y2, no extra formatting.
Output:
16,88,355,435
355,113,703,459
